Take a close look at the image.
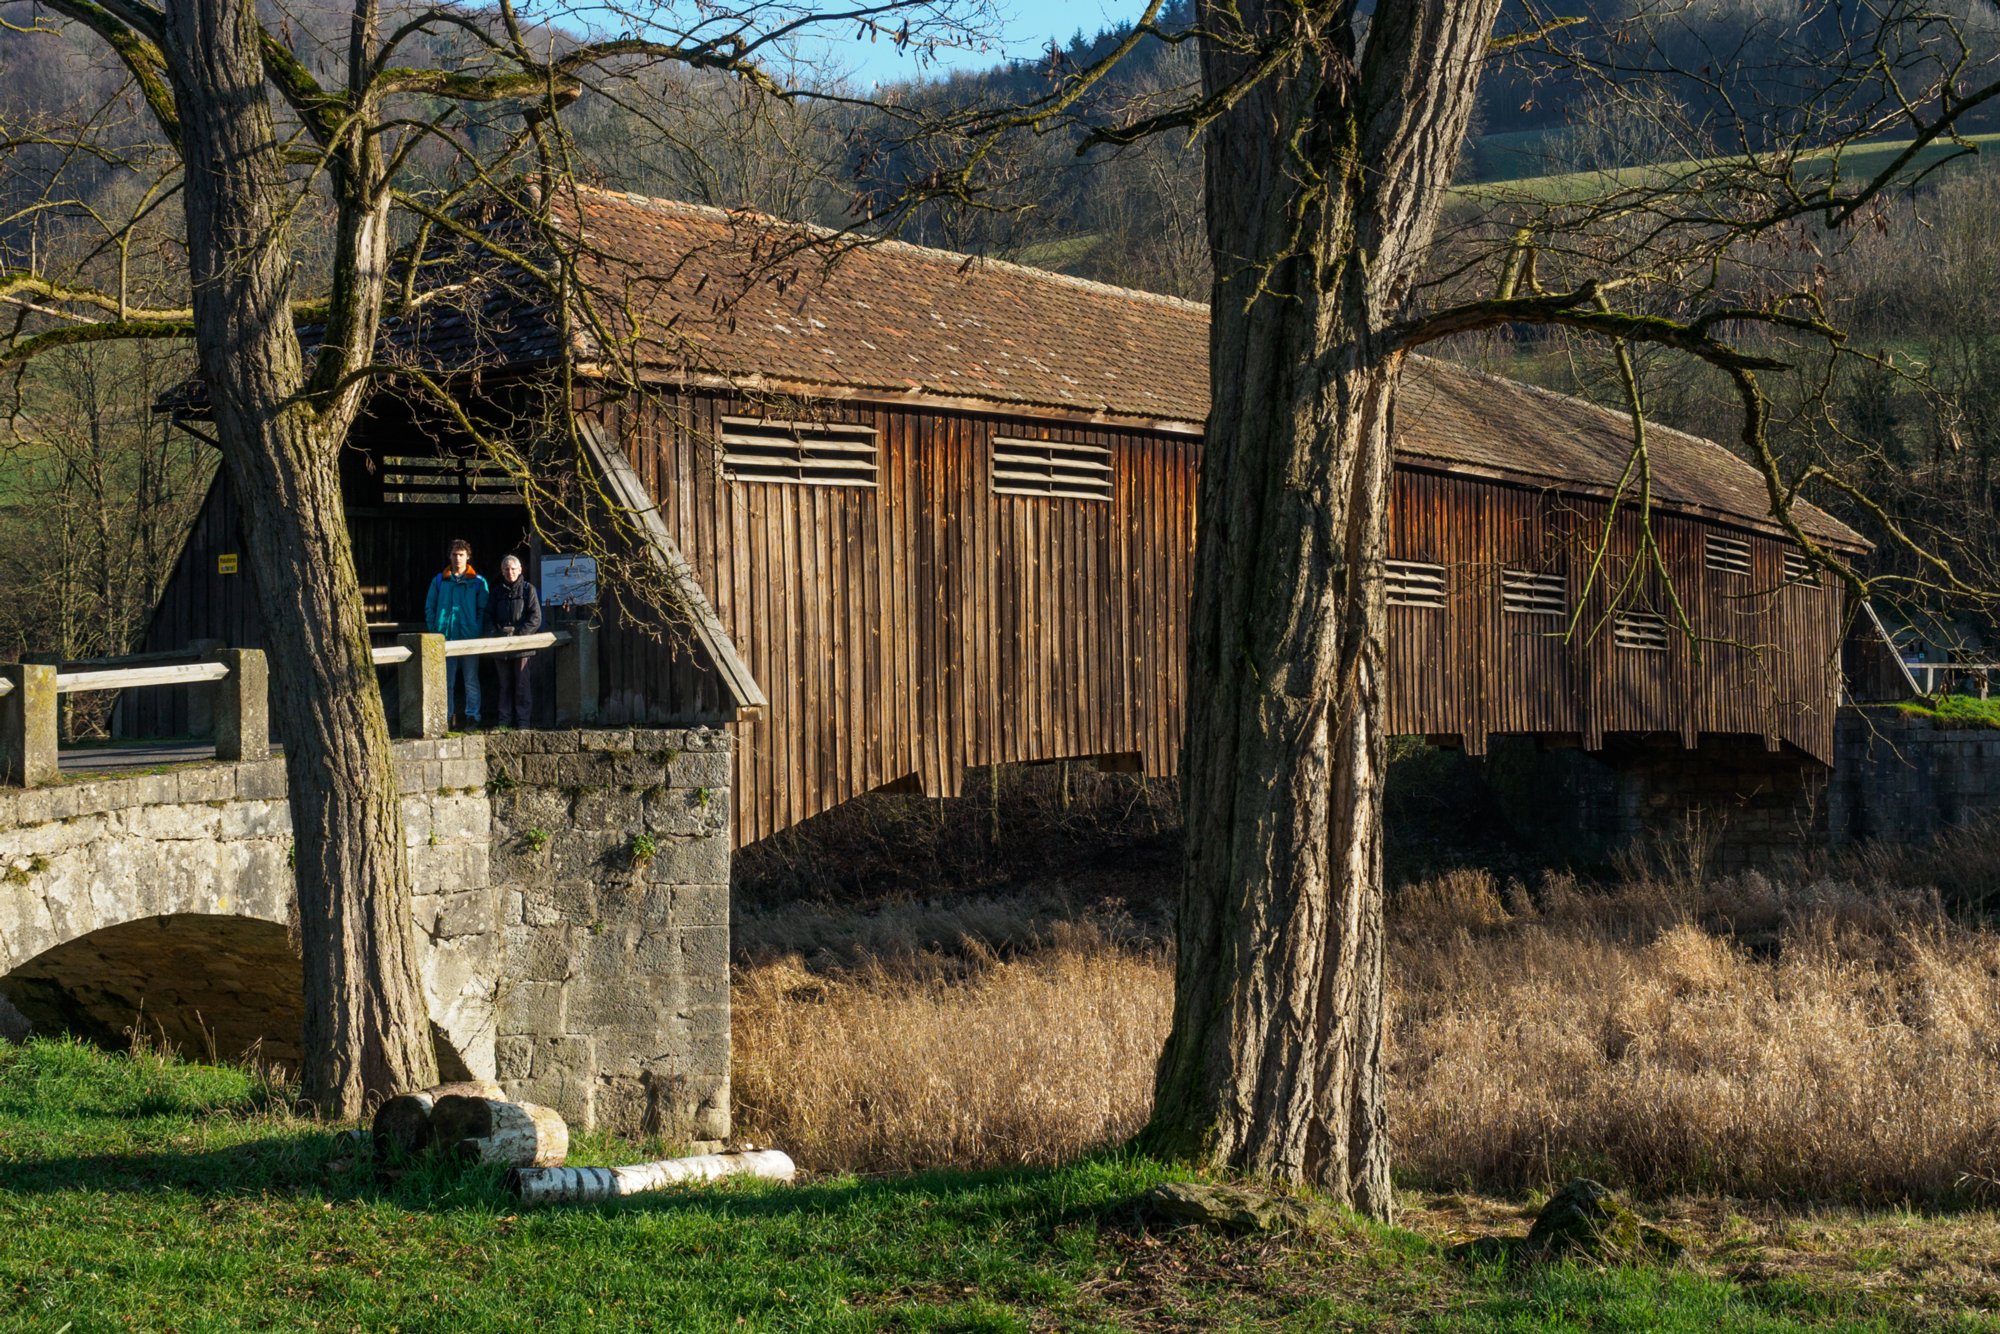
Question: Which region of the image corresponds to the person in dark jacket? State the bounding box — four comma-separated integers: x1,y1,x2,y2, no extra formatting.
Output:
485,552,543,729
426,538,488,728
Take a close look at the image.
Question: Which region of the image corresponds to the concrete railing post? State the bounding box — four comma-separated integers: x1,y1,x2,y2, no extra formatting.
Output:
186,637,224,737
25,653,64,743
555,622,599,726
398,632,448,740
0,663,58,788
211,647,270,762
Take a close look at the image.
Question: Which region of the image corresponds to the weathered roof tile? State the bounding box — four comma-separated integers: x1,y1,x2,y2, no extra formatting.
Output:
437,186,1866,548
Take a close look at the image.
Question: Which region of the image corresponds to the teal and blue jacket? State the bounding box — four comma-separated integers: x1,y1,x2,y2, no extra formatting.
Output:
425,567,489,640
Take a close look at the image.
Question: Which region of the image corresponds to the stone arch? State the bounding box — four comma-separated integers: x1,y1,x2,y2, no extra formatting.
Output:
0,802,297,982
1,914,305,1065
0,787,486,1078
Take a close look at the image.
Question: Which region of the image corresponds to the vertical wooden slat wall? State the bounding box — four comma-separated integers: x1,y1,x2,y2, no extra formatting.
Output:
600,390,1204,847
1383,467,1845,764
129,398,1851,852
596,394,1847,851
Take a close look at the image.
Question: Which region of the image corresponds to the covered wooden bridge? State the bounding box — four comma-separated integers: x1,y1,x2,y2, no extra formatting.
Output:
137,187,1873,847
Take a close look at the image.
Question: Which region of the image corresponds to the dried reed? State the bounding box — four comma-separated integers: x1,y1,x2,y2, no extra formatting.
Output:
733,850,2000,1202
733,922,1168,1174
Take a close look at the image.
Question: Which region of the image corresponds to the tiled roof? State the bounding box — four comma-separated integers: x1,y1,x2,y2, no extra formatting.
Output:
557,187,1214,427
460,186,1871,549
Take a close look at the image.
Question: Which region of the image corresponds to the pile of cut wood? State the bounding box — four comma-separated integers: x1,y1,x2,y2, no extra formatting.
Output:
371,1080,795,1204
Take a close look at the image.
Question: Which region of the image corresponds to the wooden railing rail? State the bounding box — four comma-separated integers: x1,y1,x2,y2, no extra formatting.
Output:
388,627,596,741
55,662,231,693
48,646,218,671
0,624,599,786
370,630,570,667
2,647,269,788
1908,662,2000,699
444,631,561,658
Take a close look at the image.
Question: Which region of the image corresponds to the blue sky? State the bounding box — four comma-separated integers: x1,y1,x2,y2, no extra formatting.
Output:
799,0,1144,87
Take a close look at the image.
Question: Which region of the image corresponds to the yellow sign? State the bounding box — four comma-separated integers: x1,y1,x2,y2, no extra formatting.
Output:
217,553,239,575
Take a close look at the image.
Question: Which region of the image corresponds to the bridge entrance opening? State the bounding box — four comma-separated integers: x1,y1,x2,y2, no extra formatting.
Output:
0,914,304,1067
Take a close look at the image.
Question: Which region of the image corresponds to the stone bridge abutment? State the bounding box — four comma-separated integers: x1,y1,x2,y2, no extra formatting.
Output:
0,728,732,1140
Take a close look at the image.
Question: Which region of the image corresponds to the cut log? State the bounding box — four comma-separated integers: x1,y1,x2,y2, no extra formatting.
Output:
509,1148,797,1205
430,1095,569,1168
371,1080,505,1160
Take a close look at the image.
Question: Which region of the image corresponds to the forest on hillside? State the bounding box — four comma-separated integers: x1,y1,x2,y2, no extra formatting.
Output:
4,0,2000,693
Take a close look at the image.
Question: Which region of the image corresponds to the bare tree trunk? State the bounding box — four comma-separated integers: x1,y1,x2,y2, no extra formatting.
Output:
1142,0,1500,1218
163,0,435,1114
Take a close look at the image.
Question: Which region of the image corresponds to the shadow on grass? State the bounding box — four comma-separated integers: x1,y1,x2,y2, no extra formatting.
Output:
0,1124,1159,1229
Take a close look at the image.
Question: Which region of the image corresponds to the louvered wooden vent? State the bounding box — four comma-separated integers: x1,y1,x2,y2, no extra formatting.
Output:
1502,570,1566,616
1705,533,1752,576
379,454,520,506
991,438,1113,501
1614,610,1670,652
721,418,879,488
1783,550,1818,586
1387,560,1447,609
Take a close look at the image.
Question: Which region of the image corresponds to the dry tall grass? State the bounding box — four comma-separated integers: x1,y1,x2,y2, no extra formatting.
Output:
733,843,2000,1202
733,921,1169,1173
1390,868,2000,1201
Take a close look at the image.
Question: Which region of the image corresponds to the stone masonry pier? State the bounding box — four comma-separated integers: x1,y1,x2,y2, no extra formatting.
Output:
0,728,732,1140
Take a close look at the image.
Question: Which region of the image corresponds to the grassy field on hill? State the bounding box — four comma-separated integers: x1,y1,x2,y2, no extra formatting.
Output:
1458,133,2000,206
4,1037,1997,1332
1012,133,2000,280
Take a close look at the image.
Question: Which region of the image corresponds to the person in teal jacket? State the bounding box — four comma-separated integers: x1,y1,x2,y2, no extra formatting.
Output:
425,538,489,727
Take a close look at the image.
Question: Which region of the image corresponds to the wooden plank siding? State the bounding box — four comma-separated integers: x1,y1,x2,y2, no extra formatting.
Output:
587,389,1199,846
129,383,1848,851
589,390,1842,848
1383,467,1843,763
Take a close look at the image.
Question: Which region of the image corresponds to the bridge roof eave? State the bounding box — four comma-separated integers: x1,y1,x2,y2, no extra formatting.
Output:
574,417,767,717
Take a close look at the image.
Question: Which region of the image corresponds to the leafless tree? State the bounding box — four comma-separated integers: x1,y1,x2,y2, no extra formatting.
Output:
0,343,209,736
0,0,991,1116
900,0,2000,1215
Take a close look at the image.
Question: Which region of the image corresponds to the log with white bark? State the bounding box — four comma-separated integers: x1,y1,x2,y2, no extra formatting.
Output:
429,1095,569,1168
508,1149,797,1205
371,1080,506,1160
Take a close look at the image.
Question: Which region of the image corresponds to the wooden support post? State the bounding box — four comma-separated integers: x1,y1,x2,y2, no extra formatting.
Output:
185,638,224,737
555,622,599,726
211,647,270,762
398,633,447,740
1,664,58,788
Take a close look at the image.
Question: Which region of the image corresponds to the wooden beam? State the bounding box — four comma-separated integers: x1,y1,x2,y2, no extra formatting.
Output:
575,417,768,716
55,661,230,693
442,632,559,658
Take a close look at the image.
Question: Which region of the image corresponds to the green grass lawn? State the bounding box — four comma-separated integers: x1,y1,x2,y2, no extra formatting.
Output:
1893,694,2000,730
0,1038,1991,1332
996,132,1999,289
1457,133,2000,206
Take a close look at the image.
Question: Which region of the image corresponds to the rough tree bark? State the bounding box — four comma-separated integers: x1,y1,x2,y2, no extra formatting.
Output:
160,0,436,1113
1141,0,1502,1216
